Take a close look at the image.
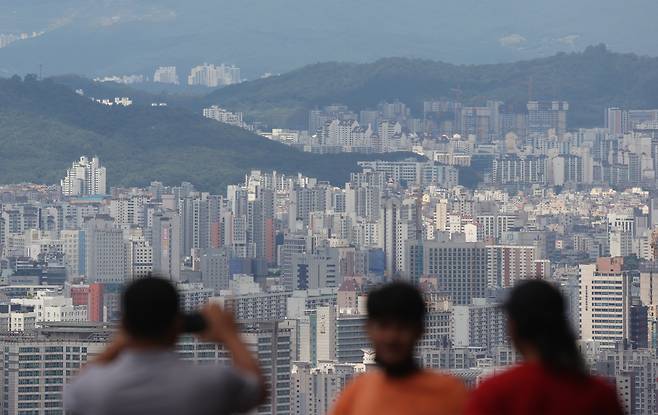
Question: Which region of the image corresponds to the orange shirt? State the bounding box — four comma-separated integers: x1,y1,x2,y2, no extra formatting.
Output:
330,369,467,415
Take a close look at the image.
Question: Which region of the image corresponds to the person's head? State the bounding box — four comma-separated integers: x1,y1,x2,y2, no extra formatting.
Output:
366,281,426,371
504,279,586,376
121,276,182,347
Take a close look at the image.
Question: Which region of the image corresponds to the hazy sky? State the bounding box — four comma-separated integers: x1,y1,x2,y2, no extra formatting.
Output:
1,0,657,77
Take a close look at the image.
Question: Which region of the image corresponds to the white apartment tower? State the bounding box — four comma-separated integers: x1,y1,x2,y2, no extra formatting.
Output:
188,63,241,87
153,66,179,84
61,156,107,196
579,257,631,349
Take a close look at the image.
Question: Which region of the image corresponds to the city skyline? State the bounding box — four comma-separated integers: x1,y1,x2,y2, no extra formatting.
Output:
0,3,657,413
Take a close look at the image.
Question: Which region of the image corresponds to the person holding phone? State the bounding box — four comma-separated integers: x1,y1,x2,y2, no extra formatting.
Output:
64,276,265,415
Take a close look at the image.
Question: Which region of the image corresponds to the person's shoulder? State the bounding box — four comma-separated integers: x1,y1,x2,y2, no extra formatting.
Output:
70,362,115,386
338,370,383,394
348,371,381,386
419,370,467,391
588,375,618,393
473,363,531,391
464,365,529,415
587,376,624,413
421,370,463,384
64,363,118,411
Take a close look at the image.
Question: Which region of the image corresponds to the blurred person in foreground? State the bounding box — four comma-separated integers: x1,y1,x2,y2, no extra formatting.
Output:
465,279,624,415
64,276,265,415
330,281,467,415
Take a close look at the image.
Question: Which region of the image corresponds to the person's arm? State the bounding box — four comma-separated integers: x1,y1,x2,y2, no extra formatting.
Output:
200,303,266,402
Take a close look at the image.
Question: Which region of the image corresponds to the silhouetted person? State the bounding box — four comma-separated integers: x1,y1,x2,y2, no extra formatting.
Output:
64,277,265,415
466,279,624,415
331,281,467,415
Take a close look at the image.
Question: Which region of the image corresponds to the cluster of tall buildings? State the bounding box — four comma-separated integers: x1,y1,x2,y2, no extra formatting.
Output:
3,95,658,414
188,63,241,87
263,100,571,156
60,156,107,197
152,63,241,87
153,66,180,85
259,101,658,203
606,108,658,135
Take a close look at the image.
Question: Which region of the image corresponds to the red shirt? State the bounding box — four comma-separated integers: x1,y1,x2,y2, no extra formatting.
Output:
465,362,624,415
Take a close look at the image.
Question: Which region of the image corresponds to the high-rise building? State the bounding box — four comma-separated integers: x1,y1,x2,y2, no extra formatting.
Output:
0,304,36,332
527,101,568,136
188,63,241,87
178,196,210,257
456,101,502,140
485,245,545,288
109,195,148,228
627,109,658,130
151,211,181,281
279,233,308,290
640,264,658,306
380,196,419,278
291,361,367,415
153,66,179,84
200,248,230,292
491,155,548,185
592,346,658,415
356,160,458,188
316,305,336,362
247,187,275,265
605,107,629,135
579,257,631,349
61,229,85,278
453,297,507,350
83,216,125,284
0,325,110,415
608,212,635,257
61,156,107,197
69,283,104,322
126,236,153,280
335,314,369,363
405,236,488,305
242,322,292,415
216,290,290,322
176,283,213,312
291,248,340,290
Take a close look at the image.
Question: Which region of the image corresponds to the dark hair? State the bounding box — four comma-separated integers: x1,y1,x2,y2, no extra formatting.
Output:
504,279,587,376
121,276,180,340
367,281,426,328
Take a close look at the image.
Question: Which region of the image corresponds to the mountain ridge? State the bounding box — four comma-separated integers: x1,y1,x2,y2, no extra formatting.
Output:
0,76,427,192
200,46,658,129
